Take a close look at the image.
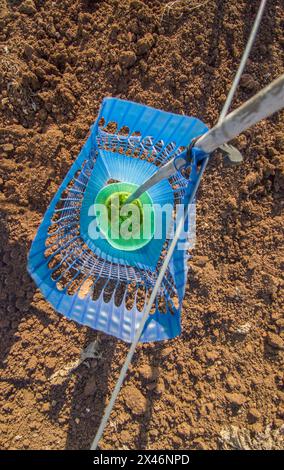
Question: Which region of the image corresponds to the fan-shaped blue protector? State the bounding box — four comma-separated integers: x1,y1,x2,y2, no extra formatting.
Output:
28,97,208,343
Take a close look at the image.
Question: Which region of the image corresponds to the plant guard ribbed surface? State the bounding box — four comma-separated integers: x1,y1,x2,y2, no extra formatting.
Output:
28,97,208,342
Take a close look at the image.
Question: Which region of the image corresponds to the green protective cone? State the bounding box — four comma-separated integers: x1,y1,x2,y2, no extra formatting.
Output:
94,182,155,251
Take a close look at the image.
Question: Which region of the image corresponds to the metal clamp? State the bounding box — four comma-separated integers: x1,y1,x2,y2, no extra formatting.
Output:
186,136,199,162
186,137,243,167
217,143,243,166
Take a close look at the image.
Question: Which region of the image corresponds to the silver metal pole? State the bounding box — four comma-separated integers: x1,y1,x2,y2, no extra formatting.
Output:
126,74,284,204
196,74,284,153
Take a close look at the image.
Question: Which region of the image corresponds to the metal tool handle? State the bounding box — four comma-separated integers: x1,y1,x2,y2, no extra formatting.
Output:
126,74,284,204
196,73,284,153
125,158,184,204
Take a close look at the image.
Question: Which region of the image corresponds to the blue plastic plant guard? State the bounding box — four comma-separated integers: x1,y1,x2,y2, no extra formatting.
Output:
28,98,208,343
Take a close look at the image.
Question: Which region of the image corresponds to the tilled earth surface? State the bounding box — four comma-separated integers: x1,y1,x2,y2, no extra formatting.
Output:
0,0,283,450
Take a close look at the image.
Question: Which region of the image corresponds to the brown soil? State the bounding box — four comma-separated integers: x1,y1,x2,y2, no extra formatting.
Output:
0,0,283,450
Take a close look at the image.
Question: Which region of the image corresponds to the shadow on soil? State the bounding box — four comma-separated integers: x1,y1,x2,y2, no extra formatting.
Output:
62,334,164,449
0,213,37,367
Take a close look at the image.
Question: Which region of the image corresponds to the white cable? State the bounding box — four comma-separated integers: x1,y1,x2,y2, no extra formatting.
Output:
218,0,267,123
90,0,267,450
91,158,208,450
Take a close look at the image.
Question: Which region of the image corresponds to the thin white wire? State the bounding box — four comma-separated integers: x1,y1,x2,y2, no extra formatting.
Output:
218,0,267,123
91,159,207,450
90,0,267,450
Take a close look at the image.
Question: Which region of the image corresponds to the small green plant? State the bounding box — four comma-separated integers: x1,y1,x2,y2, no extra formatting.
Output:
105,191,144,229
95,182,155,251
